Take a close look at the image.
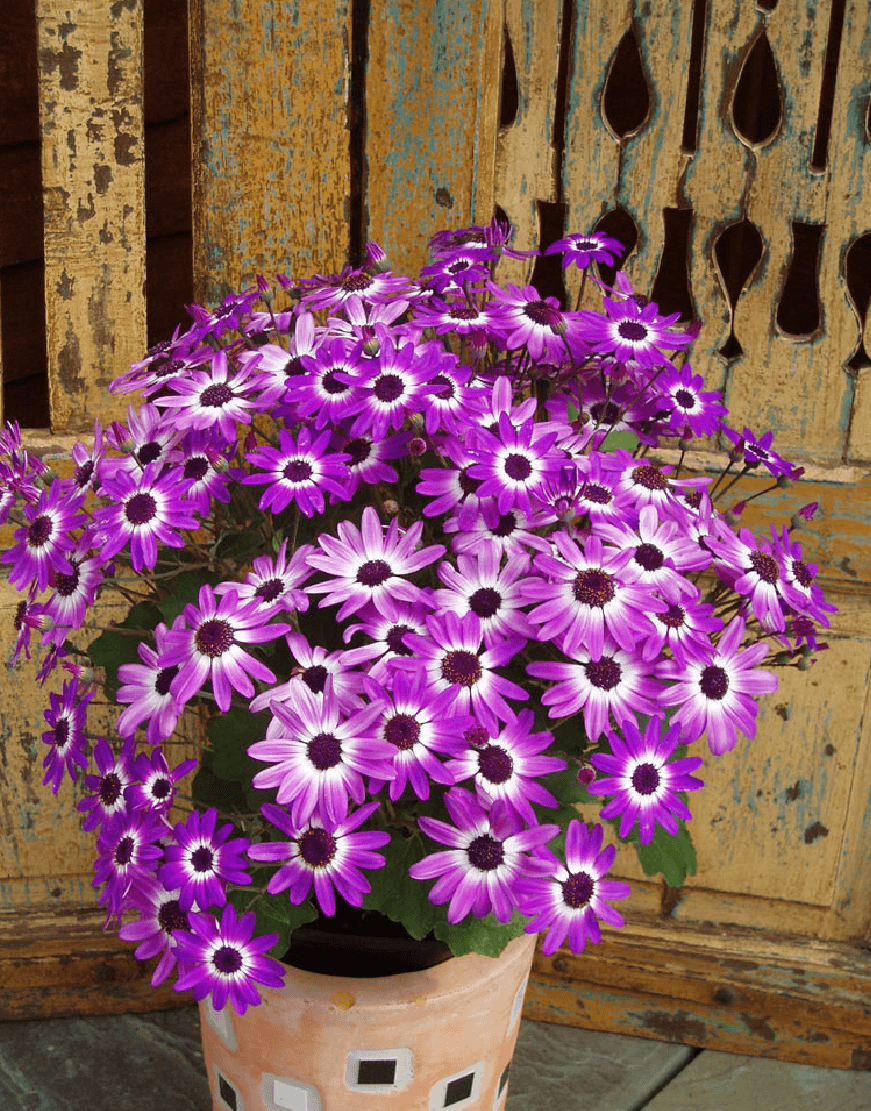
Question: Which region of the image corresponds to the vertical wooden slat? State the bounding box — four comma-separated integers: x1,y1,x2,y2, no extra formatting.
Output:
188,0,352,306
365,0,503,280
37,0,145,433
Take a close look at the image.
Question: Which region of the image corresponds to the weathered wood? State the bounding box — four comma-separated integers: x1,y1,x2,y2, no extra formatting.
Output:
188,0,352,306
364,0,502,279
37,0,146,433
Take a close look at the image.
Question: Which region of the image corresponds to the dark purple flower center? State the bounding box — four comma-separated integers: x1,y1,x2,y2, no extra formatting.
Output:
632,464,668,491
441,649,482,687
157,899,188,935
749,550,779,584
114,835,135,866
283,458,313,483
99,773,122,806
75,459,95,488
341,272,372,293
137,441,162,467
200,382,233,408
282,356,305,379
584,656,622,690
302,664,329,694
657,604,686,629
125,491,157,525
574,239,599,251
195,619,233,657
493,512,517,537
573,568,615,607
449,304,479,320
385,624,415,656
632,762,660,795
458,467,482,497
255,578,284,603
374,373,405,403
792,560,814,588
562,870,594,908
212,945,243,974
504,453,532,481
53,719,70,748
469,587,501,619
356,559,392,587
322,370,350,395
191,845,214,873
448,259,474,274
699,664,729,700
464,723,490,748
479,744,513,785
299,827,337,868
55,561,81,597
583,482,612,505
13,601,27,630
675,388,696,410
431,373,455,399
28,515,52,547
467,834,504,872
344,437,371,464
590,401,621,426
184,457,209,482
634,543,664,572
155,665,179,696
524,299,557,326
617,320,649,343
308,732,343,770
385,713,420,750
151,777,171,800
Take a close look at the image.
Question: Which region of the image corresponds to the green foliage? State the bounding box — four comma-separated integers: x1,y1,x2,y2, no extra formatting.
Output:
432,909,529,958
86,600,163,695
634,821,698,888
361,831,442,941
156,568,222,626
228,886,319,960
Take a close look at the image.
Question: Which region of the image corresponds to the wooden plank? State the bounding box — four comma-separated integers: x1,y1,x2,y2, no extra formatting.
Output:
364,0,502,280
37,0,146,433
188,0,352,306
523,918,871,1070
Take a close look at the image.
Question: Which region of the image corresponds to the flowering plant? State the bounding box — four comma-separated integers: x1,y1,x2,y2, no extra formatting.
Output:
0,217,835,1016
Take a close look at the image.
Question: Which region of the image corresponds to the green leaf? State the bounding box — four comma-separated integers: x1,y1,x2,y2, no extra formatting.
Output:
361,832,442,941
226,888,319,960
598,429,640,453
85,600,164,694
634,822,697,887
214,527,265,564
432,909,529,958
206,705,270,781
156,568,222,626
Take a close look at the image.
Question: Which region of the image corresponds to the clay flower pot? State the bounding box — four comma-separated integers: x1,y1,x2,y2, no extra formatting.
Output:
198,930,537,1110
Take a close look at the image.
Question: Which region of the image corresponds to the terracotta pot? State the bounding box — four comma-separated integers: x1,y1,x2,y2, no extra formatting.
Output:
198,930,537,1110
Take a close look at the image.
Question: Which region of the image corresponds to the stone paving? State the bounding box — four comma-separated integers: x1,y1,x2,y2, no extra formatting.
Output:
1,1006,870,1110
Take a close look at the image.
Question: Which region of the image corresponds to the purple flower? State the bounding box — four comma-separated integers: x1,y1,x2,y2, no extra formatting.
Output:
76,736,138,832
432,547,535,648
580,297,692,368
41,677,93,793
298,266,414,311
124,746,198,819
720,426,798,479
154,348,266,440
346,340,440,440
241,425,350,516
172,902,286,1015
408,786,559,923
659,363,728,439
587,717,704,843
250,631,367,715
3,482,85,593
248,799,390,917
293,337,365,427
484,282,569,360
545,231,625,271
215,539,314,619
116,623,185,744
93,807,167,925
117,874,194,988
159,807,252,912
466,412,560,516
514,820,631,955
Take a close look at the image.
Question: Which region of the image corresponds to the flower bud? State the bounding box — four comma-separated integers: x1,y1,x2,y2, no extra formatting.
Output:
577,767,596,787
382,499,400,517
363,333,380,358
408,437,427,457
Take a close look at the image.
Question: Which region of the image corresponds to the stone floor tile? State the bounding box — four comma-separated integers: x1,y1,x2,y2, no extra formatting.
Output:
506,1018,696,1111
642,1048,871,1111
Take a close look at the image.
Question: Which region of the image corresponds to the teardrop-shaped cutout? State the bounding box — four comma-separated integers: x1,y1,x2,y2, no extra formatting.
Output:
810,0,846,171
731,31,782,146
845,233,871,372
776,222,824,337
529,200,569,308
650,208,695,322
713,219,764,358
593,208,639,287
681,0,708,152
500,25,519,129
756,0,777,10
602,27,651,140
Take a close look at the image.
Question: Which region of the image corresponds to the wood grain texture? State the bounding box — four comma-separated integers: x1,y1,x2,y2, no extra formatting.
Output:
188,0,352,306
37,0,146,433
364,0,502,280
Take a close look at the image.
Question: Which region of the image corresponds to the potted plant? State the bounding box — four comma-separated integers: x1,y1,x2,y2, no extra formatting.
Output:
0,216,835,1110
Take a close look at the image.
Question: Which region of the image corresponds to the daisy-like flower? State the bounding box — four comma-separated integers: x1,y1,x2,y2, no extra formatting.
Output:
524,533,663,660
643,591,723,667
242,425,349,516
513,820,631,956
249,632,366,715
305,506,445,622
545,231,625,271
293,337,365,428
444,709,567,827
185,288,260,342
393,611,527,737
124,746,199,821
413,295,493,336
328,428,407,501
485,282,569,360
43,534,106,636
445,497,552,563
527,635,662,743
658,363,728,439
93,462,198,573
720,426,800,479
769,525,837,629
416,435,483,519
215,539,314,619
587,717,704,843
432,547,534,648
247,685,396,827
116,622,185,744
93,807,167,925
706,525,801,634
610,453,711,515
298,266,414,312
159,806,252,912
466,412,560,516
419,248,497,294
117,874,194,988
419,351,488,436
67,418,106,495
154,348,266,440
580,296,693,368
76,736,138,833
3,482,86,593
102,402,183,483
657,615,778,755
171,902,286,1015
362,668,470,801
41,677,93,793
408,786,559,923
159,585,291,713
167,429,234,516
248,799,391,917
340,597,435,682
347,339,440,441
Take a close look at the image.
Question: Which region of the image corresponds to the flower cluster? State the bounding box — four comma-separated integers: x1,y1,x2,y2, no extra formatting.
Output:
0,219,835,1015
